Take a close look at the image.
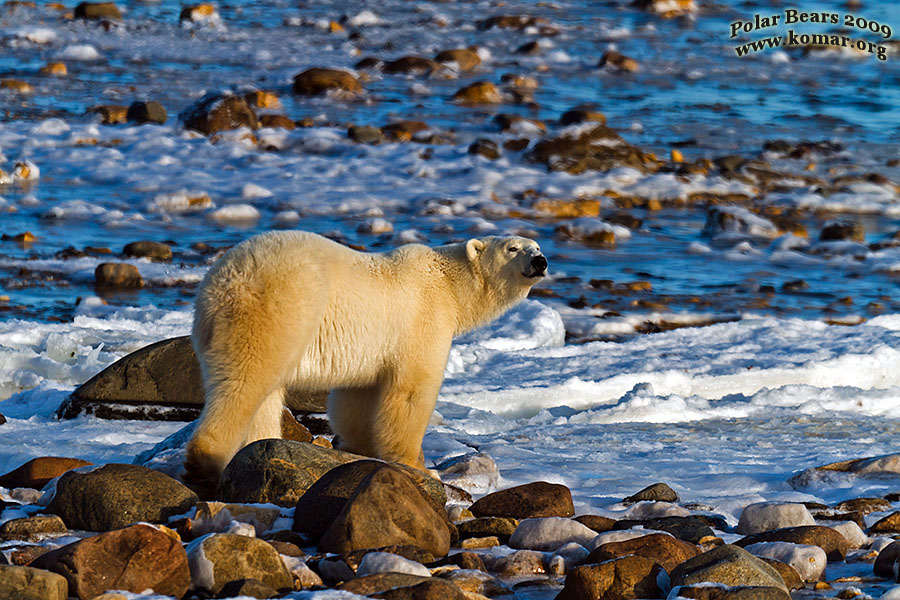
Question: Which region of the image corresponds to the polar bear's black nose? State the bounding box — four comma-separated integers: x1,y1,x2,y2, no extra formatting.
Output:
531,255,547,272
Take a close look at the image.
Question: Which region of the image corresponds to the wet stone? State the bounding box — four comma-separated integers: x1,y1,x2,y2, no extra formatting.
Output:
557,555,665,600
0,456,93,489
598,50,639,72
259,114,296,130
457,517,517,543
126,101,167,124
575,514,617,533
383,56,441,76
94,262,143,288
735,525,850,561
0,565,68,600
434,48,481,71
453,81,503,105
469,481,574,519
292,68,362,95
122,240,172,261
349,125,384,145
74,1,121,20
179,92,259,135
820,219,864,242
468,138,500,160
869,511,900,534
624,482,679,504
587,532,701,573
0,515,67,542
88,105,128,125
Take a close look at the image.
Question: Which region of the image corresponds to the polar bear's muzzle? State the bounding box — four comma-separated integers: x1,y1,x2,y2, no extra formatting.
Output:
524,254,548,278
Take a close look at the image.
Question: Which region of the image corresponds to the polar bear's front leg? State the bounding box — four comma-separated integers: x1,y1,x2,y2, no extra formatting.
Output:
328,386,380,457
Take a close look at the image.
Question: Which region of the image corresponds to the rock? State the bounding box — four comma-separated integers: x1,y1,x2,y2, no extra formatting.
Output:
382,120,429,142
293,459,446,540
319,464,451,557
744,542,826,582
179,3,218,23
468,139,500,160
453,81,503,104
0,565,68,600
357,552,431,578
186,533,292,595
557,555,666,600
516,40,542,55
259,114,296,130
219,439,359,506
61,336,327,420
0,457,92,489
735,526,850,561
281,409,313,443
46,463,198,531
870,512,900,534
191,501,281,537
457,517,517,543
179,92,259,135
873,540,900,577
670,545,787,592
39,62,67,76
827,521,868,549
820,219,864,242
88,105,128,125
494,114,546,135
624,482,679,504
122,240,172,261
552,541,591,571
702,207,780,241
74,2,121,20
292,68,362,95
383,56,442,76
587,533,701,573
560,106,607,126
612,517,715,544
478,15,549,30
349,125,384,144
344,546,436,571
598,50,639,73
0,79,32,93
470,481,574,519
625,502,690,519
528,123,655,174
434,49,481,71
440,569,509,596
30,523,189,599
670,584,791,600
576,515,618,533
126,101,167,125
339,573,431,595
0,515,67,542
372,578,468,600
436,453,500,491
737,502,816,535
791,454,900,489
835,498,892,514
484,550,547,577
94,263,143,288
509,517,597,551
430,552,486,572
217,578,278,599
758,558,803,591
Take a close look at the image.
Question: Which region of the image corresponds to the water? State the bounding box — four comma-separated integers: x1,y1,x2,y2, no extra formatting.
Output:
0,0,898,331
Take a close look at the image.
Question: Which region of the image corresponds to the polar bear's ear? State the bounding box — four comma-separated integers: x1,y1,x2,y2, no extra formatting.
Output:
465,238,485,262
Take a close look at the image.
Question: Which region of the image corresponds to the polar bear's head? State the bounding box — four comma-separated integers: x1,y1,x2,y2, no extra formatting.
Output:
465,235,548,299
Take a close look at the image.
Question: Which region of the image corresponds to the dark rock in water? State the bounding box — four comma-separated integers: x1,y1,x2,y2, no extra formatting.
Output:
869,511,900,534
218,439,358,506
0,565,68,600
478,15,549,30
587,532,701,573
624,481,679,504
560,105,606,126
781,280,809,293
429,551,486,572
0,515,67,542
598,50,640,72
468,138,500,160
820,219,864,242
469,481,574,519
734,526,849,561
259,114,296,130
318,464,451,557
122,240,172,261
714,155,746,173
557,555,665,600
185,533,292,595
434,48,481,71
834,497,891,514
670,544,788,591
574,514,617,533
46,463,198,531
382,120,429,142
613,516,716,543
453,81,503,105
457,517,517,544
383,56,442,76
292,68,362,95
493,113,546,134
758,558,803,591
515,40,542,55
503,138,530,151
294,459,446,540
672,584,791,600
218,578,279,599
94,262,143,288
0,456,93,490
528,124,656,174
873,540,900,577
339,573,432,596
0,413,5,425
126,101,167,124
60,336,327,421
74,2,121,20
371,579,468,600
348,125,384,145
179,92,259,135
87,104,128,124
29,523,189,599
355,57,384,70
606,212,643,230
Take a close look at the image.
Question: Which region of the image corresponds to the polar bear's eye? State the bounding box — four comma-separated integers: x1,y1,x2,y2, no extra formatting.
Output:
507,246,519,253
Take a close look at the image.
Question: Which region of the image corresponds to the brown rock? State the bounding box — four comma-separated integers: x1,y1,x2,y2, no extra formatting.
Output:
292,68,362,95
673,584,791,600
457,517,518,543
8,545,50,565
281,409,313,443
587,533,701,573
529,124,655,174
430,551,486,572
122,240,171,261
74,2,121,20
45,463,198,531
759,558,804,591
873,540,900,577
557,555,665,600
218,578,278,599
94,263,143,288
319,465,451,557
493,113,546,134
348,125,384,144
624,482,678,504
735,526,849,561
560,106,607,126
186,533,292,595
0,457,92,489
382,120,429,142
383,56,442,76
434,48,481,71
478,15,549,30
344,545,436,570
179,92,259,135
88,105,128,125
372,579,468,600
179,3,217,22
468,138,500,160
575,514,617,533
339,573,430,596
29,523,189,600
598,50,640,73
820,219,864,242
259,114,296,130
869,511,900,534
834,497,892,514
453,81,503,104
0,565,68,600
126,101,167,125
470,481,574,519
0,515,67,542
0,79,33,93
670,545,787,591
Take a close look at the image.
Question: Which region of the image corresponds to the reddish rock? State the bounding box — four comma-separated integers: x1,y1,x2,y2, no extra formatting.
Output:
598,50,640,73
434,48,481,71
870,511,900,534
292,68,362,95
179,92,259,135
469,481,574,519
0,515,67,542
453,81,502,104
29,524,189,600
557,555,665,600
0,565,68,600
372,578,468,600
383,56,441,75
0,457,92,489
574,515,617,533
586,533,701,573
122,240,171,261
259,114,297,130
94,263,143,288
74,2,121,20
735,526,849,561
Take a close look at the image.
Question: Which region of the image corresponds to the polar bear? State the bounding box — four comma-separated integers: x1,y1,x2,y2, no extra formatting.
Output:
183,231,547,494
